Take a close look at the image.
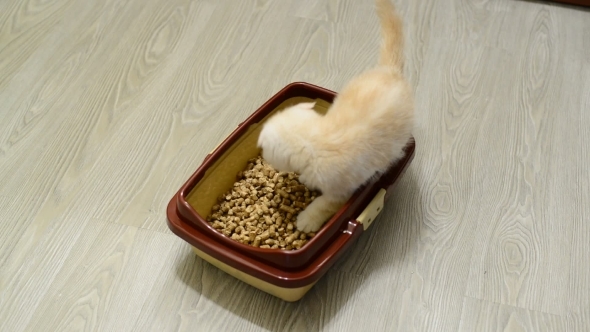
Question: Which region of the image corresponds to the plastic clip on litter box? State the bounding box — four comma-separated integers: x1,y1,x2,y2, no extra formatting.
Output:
166,82,415,302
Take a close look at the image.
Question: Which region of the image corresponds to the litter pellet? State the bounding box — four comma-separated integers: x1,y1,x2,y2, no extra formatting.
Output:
206,156,320,250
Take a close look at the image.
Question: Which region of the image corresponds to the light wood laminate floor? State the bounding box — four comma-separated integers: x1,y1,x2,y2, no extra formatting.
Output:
1,0,589,331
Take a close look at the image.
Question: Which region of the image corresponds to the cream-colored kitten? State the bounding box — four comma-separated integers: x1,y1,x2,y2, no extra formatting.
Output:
257,0,414,232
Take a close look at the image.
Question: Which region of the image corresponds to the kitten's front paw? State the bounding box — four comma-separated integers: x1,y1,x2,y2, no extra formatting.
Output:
296,208,326,233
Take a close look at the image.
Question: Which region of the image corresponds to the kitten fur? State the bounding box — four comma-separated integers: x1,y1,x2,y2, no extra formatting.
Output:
257,0,414,232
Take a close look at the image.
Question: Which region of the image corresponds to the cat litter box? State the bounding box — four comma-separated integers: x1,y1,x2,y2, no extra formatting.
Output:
166,82,415,302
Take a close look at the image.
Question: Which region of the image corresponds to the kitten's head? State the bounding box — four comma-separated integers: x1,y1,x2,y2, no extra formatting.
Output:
257,102,319,174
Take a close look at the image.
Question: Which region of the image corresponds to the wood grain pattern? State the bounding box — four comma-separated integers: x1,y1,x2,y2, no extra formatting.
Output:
0,0,588,331
458,297,567,331
0,0,76,90
0,215,95,330
8,220,181,332
566,64,590,319
465,2,582,316
399,0,438,86
568,312,590,332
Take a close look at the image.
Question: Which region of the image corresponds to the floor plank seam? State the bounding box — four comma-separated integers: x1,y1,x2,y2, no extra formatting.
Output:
462,295,567,318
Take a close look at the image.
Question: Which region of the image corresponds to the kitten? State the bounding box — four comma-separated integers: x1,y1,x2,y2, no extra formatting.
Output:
257,0,414,232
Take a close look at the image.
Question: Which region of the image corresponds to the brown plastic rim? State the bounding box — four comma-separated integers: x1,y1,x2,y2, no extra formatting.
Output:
169,82,415,273
166,140,415,288
167,198,365,288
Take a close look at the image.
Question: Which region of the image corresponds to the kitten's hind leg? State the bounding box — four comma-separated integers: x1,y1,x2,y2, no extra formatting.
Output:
296,195,344,232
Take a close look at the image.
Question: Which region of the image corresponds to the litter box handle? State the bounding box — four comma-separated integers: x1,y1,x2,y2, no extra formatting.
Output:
355,188,386,231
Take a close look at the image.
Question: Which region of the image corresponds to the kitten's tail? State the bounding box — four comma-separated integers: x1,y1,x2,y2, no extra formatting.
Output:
375,0,404,72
